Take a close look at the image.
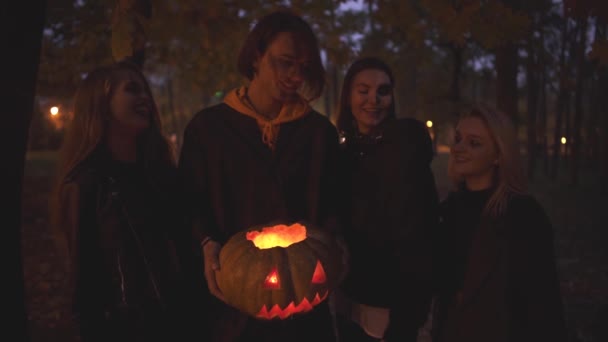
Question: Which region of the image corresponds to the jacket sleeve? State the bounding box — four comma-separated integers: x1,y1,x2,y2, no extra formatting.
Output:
508,198,568,342
56,179,109,342
178,117,219,245
385,120,439,342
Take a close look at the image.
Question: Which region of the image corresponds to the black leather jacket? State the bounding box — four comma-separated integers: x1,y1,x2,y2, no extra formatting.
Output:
56,153,190,341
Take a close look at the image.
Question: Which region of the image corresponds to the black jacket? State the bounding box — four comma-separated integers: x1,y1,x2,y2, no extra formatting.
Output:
338,117,439,341
55,151,192,342
433,190,567,342
178,103,341,342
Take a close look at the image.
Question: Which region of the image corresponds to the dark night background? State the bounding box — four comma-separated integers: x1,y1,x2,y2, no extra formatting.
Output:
8,0,607,341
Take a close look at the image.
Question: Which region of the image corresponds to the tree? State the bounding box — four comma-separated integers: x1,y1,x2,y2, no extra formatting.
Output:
5,1,47,341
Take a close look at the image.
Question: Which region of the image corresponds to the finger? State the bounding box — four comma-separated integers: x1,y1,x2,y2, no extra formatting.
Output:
210,256,220,271
205,267,226,302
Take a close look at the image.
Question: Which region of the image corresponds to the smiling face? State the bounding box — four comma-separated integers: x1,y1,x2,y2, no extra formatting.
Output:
108,70,151,135
450,116,499,189
349,68,393,134
252,32,311,103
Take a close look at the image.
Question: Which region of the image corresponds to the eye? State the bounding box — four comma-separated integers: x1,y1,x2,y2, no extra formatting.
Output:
124,82,144,95
311,260,326,284
377,85,392,96
355,87,369,95
263,267,281,289
278,58,293,68
454,132,462,144
470,139,481,147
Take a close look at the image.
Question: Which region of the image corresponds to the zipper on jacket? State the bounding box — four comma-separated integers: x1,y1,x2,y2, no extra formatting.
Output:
117,253,127,305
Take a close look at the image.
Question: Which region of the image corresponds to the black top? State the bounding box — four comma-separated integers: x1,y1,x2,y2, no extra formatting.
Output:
338,117,439,341
178,103,340,342
179,103,341,244
434,190,567,342
56,150,192,342
436,187,494,296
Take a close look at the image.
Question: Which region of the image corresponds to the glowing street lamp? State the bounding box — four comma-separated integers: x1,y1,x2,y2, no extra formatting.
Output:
50,106,59,116
561,137,567,145
426,120,433,128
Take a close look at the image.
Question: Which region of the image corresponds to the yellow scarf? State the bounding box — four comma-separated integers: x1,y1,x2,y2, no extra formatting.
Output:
223,86,311,151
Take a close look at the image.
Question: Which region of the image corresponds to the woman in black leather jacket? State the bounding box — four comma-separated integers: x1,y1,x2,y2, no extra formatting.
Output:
50,61,196,342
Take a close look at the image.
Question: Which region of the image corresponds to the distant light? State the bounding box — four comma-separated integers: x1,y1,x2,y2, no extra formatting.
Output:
561,137,567,145
50,106,59,116
214,90,224,98
426,120,433,128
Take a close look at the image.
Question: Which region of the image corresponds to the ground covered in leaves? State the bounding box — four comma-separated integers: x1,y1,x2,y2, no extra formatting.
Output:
21,151,607,341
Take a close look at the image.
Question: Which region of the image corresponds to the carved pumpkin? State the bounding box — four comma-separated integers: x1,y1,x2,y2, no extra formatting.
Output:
216,222,344,320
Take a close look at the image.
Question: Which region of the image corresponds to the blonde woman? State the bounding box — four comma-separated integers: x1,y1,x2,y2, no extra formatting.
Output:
432,104,567,342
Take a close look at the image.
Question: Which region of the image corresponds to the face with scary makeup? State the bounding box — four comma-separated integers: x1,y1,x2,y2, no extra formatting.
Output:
349,68,393,134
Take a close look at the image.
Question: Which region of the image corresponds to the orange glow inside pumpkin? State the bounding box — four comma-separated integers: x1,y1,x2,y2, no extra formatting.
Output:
246,223,307,249
263,267,281,289
311,260,326,284
257,291,329,319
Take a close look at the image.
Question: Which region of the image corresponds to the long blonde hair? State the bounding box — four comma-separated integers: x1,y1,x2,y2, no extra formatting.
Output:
49,61,175,231
448,103,527,217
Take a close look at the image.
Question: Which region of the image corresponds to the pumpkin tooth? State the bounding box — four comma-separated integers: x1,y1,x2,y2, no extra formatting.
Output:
257,305,270,318
257,293,330,320
268,304,286,319
311,292,322,306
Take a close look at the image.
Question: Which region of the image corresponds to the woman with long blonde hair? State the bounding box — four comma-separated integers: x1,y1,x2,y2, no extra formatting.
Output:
433,104,567,342
50,61,194,342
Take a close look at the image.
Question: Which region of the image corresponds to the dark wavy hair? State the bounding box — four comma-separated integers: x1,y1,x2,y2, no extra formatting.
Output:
237,9,325,101
335,57,396,134
50,61,175,231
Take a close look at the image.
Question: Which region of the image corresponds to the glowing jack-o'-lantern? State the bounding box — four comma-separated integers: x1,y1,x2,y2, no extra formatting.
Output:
216,222,344,320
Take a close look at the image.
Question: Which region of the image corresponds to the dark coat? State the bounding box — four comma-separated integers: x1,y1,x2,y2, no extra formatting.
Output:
178,103,341,342
433,191,567,342
55,150,193,342
338,117,439,341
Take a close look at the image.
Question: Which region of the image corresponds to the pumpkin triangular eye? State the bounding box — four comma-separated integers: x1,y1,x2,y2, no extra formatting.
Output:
263,267,281,289
311,260,326,284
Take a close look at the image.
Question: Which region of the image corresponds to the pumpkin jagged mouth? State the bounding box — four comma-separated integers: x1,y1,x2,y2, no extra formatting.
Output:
256,291,329,319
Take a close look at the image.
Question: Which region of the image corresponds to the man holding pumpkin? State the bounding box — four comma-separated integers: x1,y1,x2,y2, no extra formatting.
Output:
178,9,343,342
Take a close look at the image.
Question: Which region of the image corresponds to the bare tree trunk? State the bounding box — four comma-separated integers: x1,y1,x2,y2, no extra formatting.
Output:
4,2,47,341
325,1,340,121
587,18,604,168
526,41,539,179
565,94,572,168
563,20,580,173
495,42,519,123
539,65,549,176
450,44,463,117
596,22,608,193
550,18,570,180
587,71,598,163
570,17,588,185
538,25,549,176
